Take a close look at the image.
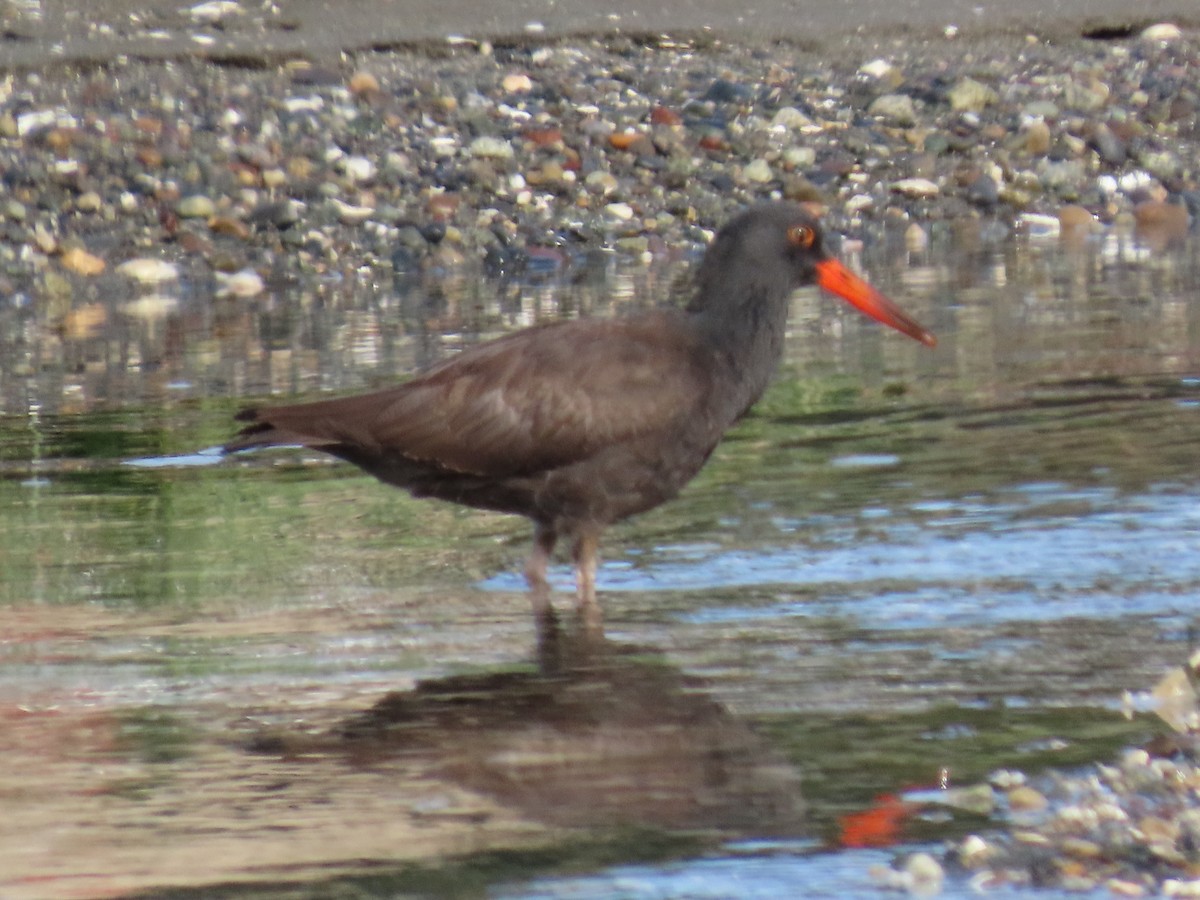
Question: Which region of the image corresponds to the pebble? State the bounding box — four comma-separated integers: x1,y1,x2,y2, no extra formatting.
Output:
348,71,380,96
469,136,515,160
743,159,774,183
892,177,940,199
1023,120,1052,156
1019,212,1061,239
329,198,375,225
770,106,814,131
188,1,243,24
116,258,180,284
75,191,103,213
1141,22,1183,42
60,247,105,276
868,93,917,125
214,268,265,298
33,225,57,255
1058,204,1094,236
604,201,635,221
859,58,900,83
1133,199,1190,250
342,156,377,183
178,195,217,219
947,77,997,112
501,72,534,93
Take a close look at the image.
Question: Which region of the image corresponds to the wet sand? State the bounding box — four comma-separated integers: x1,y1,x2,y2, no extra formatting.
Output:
1,0,1198,71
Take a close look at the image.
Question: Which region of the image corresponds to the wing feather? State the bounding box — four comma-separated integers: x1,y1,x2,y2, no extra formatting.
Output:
232,311,713,478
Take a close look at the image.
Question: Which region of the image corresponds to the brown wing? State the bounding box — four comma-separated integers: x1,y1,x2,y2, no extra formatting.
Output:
227,311,713,477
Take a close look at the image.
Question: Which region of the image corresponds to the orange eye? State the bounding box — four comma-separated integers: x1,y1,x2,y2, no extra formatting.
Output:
787,225,815,249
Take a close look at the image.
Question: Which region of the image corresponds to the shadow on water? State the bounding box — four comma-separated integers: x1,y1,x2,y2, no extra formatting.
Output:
1,227,1199,895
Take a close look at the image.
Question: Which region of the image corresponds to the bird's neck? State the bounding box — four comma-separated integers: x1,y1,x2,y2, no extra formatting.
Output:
687,279,792,419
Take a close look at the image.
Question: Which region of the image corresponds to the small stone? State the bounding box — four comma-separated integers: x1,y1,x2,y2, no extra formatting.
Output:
208,216,250,239
605,201,635,221
523,126,564,148
1023,100,1060,119
1019,213,1060,239
743,158,774,183
1023,120,1052,155
1007,785,1048,811
177,195,216,219
1164,878,1200,897
584,171,619,196
501,72,534,93
468,136,515,160
940,783,996,815
845,194,873,214
868,93,916,125
427,192,461,221
262,168,287,190
1040,159,1086,192
904,852,944,891
328,198,374,224
1057,204,1092,231
342,156,376,183
947,77,997,112
188,1,243,24
989,769,1026,789
1134,199,1189,250
608,130,648,152
650,105,683,126
1140,150,1181,180
1106,879,1147,897
214,268,265,297
33,224,57,254
782,146,816,169
1063,79,1108,113
891,177,939,199
957,835,993,868
615,235,650,255
5,200,25,221
704,78,750,103
1141,22,1183,41
1089,123,1126,165
75,191,103,213
60,247,105,276
116,258,180,284
17,109,63,138
963,173,1000,208
348,71,380,96
859,58,900,84
771,106,814,130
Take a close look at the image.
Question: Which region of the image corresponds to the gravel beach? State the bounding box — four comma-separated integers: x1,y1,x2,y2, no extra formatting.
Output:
0,21,1196,315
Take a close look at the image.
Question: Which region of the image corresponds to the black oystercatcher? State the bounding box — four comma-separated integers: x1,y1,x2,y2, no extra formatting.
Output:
225,202,935,627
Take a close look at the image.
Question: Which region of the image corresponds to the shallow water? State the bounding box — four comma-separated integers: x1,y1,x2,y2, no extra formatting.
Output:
1,224,1199,897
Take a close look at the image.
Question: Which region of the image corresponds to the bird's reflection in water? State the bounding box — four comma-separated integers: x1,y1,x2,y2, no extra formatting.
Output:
337,622,805,835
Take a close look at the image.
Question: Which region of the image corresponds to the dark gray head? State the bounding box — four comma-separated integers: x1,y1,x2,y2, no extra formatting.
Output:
690,202,936,347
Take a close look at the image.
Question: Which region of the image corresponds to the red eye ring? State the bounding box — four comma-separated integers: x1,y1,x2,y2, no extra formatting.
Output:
787,225,815,249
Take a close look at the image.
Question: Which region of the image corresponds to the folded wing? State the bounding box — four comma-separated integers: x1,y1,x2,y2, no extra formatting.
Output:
226,312,712,478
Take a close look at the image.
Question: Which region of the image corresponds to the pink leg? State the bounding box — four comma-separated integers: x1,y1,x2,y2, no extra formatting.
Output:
572,530,602,631
525,524,558,622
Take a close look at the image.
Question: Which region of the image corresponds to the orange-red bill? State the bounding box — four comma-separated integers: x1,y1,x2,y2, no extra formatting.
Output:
815,258,937,347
